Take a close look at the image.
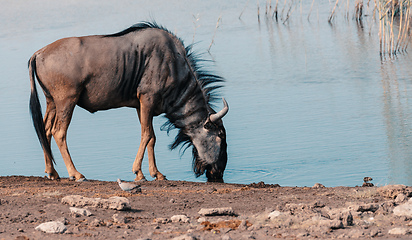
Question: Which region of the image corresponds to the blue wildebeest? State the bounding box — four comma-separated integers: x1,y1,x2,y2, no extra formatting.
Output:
29,22,229,182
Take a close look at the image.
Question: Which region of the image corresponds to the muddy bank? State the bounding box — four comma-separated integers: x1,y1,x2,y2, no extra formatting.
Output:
1,176,412,239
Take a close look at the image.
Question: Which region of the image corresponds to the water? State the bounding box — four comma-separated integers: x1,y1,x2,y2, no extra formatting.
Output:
1,0,412,187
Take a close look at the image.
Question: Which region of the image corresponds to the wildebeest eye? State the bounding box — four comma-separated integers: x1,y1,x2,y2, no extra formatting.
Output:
204,121,216,130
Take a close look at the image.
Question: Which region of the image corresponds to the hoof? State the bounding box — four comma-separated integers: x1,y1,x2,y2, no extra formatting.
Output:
135,178,147,182
76,178,87,182
155,175,167,181
46,171,60,180
46,174,60,180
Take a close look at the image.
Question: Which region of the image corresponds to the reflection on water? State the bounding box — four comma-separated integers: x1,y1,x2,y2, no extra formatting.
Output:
1,0,412,186
380,59,412,185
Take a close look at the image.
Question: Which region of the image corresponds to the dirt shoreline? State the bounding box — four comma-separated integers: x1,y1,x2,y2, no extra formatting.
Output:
1,176,412,239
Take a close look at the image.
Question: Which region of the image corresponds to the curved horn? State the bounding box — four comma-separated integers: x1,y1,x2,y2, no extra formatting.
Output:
209,98,229,123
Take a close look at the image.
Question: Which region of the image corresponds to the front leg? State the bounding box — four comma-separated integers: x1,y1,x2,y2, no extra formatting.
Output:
132,97,166,181
132,128,148,181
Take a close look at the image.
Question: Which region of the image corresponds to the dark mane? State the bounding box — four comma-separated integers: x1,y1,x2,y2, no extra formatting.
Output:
108,22,225,174
103,21,167,37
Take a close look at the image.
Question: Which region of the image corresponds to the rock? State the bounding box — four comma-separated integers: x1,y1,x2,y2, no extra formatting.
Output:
370,229,380,237
171,215,190,223
238,220,249,231
378,185,410,199
198,207,235,216
172,234,196,240
70,207,92,217
90,219,103,227
347,229,365,238
312,183,325,189
349,203,379,212
320,219,343,229
35,221,67,234
362,182,374,187
154,218,170,224
327,208,353,226
364,177,373,182
268,210,281,219
311,216,344,230
55,217,68,225
393,198,412,217
221,234,232,240
112,214,128,224
395,193,408,203
61,195,130,210
197,217,206,223
388,227,412,235
104,220,113,227
15,236,30,240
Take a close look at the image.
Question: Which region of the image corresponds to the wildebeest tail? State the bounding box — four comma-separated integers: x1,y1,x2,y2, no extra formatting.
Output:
29,55,55,164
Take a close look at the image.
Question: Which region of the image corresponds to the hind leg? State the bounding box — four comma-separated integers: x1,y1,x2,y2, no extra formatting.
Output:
52,99,85,181
43,98,60,180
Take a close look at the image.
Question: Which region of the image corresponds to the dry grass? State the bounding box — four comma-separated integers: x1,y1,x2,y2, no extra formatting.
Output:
246,0,412,56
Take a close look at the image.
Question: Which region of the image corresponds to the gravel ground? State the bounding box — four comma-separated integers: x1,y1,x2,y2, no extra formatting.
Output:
1,176,412,239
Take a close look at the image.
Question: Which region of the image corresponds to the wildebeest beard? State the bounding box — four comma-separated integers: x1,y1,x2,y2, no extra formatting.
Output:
168,129,227,182
192,137,227,182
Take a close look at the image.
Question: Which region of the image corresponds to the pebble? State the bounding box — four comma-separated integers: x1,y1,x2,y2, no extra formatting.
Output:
393,198,412,218
171,215,190,223
378,185,410,199
154,218,170,224
62,195,131,210
395,193,408,203
90,218,103,227
172,234,196,240
35,221,67,234
268,210,281,219
112,214,128,224
312,183,325,189
388,227,412,235
198,207,235,216
70,207,92,217
238,220,249,231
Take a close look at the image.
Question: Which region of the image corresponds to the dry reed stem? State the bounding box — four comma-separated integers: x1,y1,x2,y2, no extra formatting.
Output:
308,0,315,21
208,15,222,52
192,14,200,45
329,0,340,23
239,0,251,19
273,0,279,20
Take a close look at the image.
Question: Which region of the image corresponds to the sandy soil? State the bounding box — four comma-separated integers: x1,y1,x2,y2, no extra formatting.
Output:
1,176,412,240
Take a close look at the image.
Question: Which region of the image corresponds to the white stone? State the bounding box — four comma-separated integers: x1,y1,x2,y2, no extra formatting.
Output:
171,215,190,223
61,195,130,210
393,199,412,217
198,207,235,216
172,234,196,240
388,227,411,235
35,221,67,234
70,207,92,216
268,210,281,219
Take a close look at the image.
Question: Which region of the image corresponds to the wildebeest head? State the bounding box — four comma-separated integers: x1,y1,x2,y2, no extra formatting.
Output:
169,98,228,182
190,99,228,182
